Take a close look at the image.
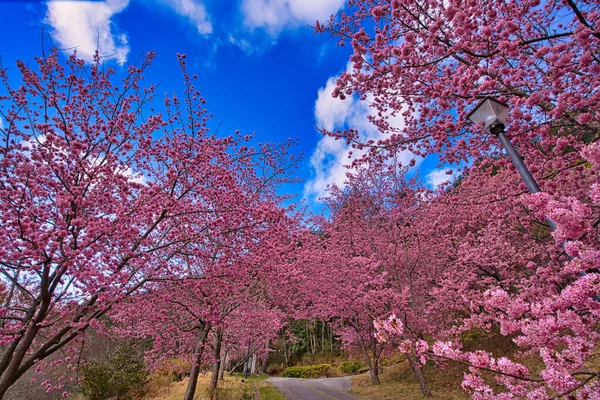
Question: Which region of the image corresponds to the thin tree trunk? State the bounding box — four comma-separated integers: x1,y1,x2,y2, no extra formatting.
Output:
209,327,223,394
362,352,380,385
355,326,380,385
312,320,317,354
262,341,270,374
184,322,211,400
229,354,251,374
218,351,227,381
321,320,325,352
369,333,381,385
251,353,257,374
407,352,432,397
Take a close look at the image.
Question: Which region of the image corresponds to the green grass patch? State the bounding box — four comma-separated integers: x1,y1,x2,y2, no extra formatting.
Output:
229,372,268,382
258,385,286,400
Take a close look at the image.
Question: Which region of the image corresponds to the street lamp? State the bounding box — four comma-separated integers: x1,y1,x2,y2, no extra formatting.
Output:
467,98,600,289
467,97,543,194
467,96,555,229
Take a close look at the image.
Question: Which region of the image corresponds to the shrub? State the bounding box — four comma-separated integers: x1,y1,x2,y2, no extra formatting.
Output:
80,346,148,400
338,361,364,374
266,363,286,376
155,357,192,381
280,364,332,378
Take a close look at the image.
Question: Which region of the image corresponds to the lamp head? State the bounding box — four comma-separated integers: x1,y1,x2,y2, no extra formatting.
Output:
466,97,509,134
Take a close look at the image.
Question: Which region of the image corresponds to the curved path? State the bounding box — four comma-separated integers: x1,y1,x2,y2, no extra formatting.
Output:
266,376,357,400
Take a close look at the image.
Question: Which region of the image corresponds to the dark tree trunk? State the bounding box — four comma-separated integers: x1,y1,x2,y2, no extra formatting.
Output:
184,322,212,400
0,294,52,398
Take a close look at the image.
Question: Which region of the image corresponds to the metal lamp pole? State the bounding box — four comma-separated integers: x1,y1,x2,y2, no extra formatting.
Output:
468,98,599,293
467,97,557,231
490,123,541,194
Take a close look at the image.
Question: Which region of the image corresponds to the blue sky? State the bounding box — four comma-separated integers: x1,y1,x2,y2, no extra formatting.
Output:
0,0,449,211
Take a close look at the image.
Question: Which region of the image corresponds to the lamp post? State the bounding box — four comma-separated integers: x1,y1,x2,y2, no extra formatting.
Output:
467,98,600,292
467,97,557,231
466,97,544,194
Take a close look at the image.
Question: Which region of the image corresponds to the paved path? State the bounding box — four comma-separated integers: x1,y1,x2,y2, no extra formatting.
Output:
266,376,357,400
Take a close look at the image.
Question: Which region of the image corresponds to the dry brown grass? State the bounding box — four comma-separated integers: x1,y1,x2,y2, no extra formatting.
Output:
350,329,551,400
142,372,280,400
350,360,469,400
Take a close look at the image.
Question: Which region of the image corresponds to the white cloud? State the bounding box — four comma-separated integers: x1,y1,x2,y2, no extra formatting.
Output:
156,0,212,35
46,0,213,64
121,166,147,185
46,0,130,64
241,0,344,35
304,64,417,203
228,34,256,55
426,168,456,189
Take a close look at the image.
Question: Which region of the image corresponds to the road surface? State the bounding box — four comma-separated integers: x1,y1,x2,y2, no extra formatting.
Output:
266,376,357,400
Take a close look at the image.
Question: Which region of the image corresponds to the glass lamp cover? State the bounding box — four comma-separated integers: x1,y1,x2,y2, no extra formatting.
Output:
467,97,509,133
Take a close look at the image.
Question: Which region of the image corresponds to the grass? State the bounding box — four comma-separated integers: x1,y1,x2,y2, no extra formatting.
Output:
142,372,283,400
349,329,538,400
350,360,469,400
258,385,286,400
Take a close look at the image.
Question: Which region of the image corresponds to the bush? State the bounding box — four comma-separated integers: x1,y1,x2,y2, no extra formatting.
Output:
81,346,148,400
338,361,364,374
280,364,332,378
155,357,192,382
266,363,286,376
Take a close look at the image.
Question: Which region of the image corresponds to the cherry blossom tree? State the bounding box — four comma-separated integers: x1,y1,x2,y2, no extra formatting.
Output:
288,160,436,386
318,0,600,168
0,48,299,397
114,211,297,400
368,160,600,397
313,2,600,397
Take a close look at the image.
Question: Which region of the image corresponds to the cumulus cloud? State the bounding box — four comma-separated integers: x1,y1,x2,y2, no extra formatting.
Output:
426,168,456,189
241,0,344,35
46,0,130,63
304,64,417,203
45,0,213,64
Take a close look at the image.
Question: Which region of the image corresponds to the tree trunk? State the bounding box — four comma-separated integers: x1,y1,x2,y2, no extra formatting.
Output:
209,327,223,394
407,352,432,397
184,322,211,400
251,353,257,374
371,356,381,385
363,352,380,385
354,324,380,385
321,320,325,352
283,342,289,365
0,294,52,398
261,341,270,374
218,351,227,381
